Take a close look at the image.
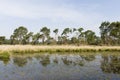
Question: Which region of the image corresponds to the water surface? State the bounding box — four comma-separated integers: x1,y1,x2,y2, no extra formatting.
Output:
0,52,120,80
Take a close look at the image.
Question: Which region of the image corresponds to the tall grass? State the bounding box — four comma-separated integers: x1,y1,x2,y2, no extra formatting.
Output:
0,45,120,53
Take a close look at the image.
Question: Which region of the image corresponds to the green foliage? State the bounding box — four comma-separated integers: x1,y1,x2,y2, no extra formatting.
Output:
53,29,58,42
0,21,118,46
0,52,10,64
84,30,96,45
10,26,34,45
71,37,79,45
0,36,5,44
32,33,41,45
10,26,28,44
99,21,120,45
40,27,50,44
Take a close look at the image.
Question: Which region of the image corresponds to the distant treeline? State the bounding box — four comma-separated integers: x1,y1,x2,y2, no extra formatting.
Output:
0,21,120,45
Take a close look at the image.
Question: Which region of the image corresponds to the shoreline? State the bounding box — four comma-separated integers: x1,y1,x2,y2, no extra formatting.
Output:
0,45,120,53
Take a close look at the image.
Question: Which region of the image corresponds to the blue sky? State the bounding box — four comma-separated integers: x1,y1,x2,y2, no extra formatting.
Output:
0,0,120,38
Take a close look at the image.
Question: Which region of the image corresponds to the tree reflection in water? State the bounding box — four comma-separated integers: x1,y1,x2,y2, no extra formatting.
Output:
101,54,120,74
62,57,73,65
39,55,50,67
1,53,96,67
82,55,95,61
11,53,120,75
53,57,58,64
13,57,28,67
1,53,120,80
0,57,10,65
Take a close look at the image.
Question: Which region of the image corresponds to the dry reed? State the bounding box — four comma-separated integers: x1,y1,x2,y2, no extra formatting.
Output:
0,45,120,53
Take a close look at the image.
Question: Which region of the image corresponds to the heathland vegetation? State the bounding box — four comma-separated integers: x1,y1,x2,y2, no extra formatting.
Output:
0,21,120,46
0,21,120,53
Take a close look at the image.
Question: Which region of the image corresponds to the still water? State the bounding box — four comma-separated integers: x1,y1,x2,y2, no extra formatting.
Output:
0,52,120,80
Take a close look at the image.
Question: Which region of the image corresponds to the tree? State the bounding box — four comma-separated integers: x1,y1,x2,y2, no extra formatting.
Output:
61,28,72,44
99,21,120,45
0,36,5,44
99,21,110,45
78,28,84,38
11,26,28,44
78,28,83,34
109,22,120,45
40,27,50,44
53,29,58,41
84,30,96,45
76,27,85,45
23,32,33,44
62,28,72,36
71,37,78,45
73,28,77,32
57,36,62,44
10,35,15,44
32,33,41,45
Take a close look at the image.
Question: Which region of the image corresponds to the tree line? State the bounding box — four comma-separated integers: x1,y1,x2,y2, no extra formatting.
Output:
0,21,120,45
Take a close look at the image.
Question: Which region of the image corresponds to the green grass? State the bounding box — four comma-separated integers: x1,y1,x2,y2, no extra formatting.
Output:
0,51,10,60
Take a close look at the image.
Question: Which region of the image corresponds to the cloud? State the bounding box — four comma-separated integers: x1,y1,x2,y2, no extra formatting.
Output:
0,0,102,22
0,0,34,18
0,0,105,36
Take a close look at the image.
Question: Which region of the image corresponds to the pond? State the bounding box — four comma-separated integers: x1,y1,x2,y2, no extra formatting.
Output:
0,52,120,80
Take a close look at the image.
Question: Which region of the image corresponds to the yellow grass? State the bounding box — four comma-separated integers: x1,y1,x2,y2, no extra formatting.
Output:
0,45,120,53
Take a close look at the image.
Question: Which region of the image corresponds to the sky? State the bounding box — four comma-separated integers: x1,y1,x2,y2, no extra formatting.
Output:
0,0,120,38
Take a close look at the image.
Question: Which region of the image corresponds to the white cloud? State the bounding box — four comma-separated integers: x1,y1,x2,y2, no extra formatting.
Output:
0,0,105,36
0,0,34,18
0,0,102,21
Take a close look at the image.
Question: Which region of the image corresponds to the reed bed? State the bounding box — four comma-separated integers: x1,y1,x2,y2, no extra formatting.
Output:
0,45,120,53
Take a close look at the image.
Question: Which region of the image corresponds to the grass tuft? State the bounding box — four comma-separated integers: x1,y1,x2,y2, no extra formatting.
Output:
0,51,10,60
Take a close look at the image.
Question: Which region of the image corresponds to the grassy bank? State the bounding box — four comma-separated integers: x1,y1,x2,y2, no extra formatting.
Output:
0,51,10,60
0,45,120,53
